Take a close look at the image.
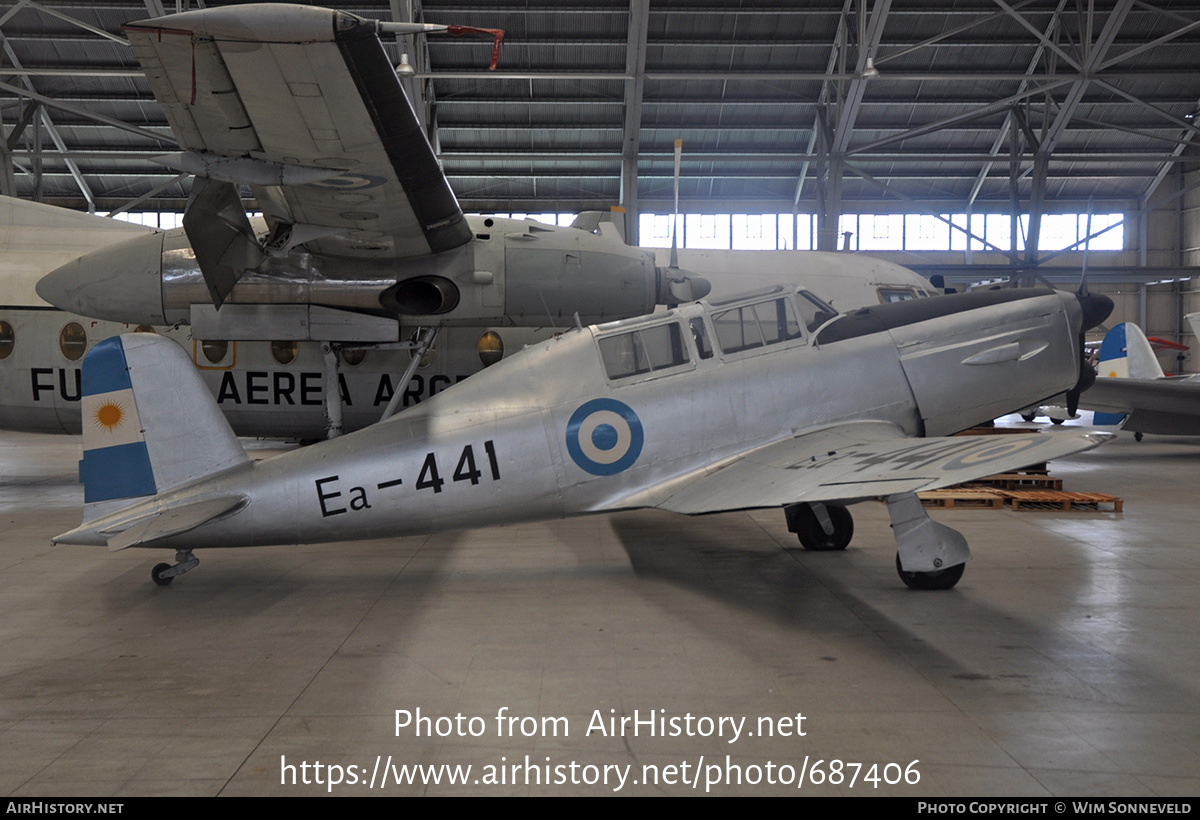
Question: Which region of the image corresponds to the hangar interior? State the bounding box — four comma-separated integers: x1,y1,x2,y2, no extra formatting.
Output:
3,0,1200,360
1,0,1199,797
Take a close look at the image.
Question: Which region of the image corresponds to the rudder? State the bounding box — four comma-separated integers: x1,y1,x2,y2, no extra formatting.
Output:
79,334,250,519
1097,322,1164,380
80,337,157,503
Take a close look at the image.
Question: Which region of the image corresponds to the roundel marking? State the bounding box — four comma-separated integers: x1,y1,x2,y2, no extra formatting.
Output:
566,399,644,476
307,173,388,191
942,438,1038,471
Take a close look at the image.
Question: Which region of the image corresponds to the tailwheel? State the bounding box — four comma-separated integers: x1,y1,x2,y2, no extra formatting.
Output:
149,550,199,586
786,503,853,551
151,563,174,586
895,553,965,590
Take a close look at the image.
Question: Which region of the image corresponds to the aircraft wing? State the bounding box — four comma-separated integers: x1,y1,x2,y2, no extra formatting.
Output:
1083,376,1200,416
1082,376,1200,435
612,422,1110,515
124,5,471,260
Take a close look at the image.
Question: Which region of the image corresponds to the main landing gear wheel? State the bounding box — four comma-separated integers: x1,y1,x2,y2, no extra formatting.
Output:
1020,413,1037,422
895,554,965,590
788,503,854,551
151,563,174,586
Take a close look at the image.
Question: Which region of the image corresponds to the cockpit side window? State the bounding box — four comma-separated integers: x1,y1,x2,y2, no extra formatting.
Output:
711,297,803,355
754,298,801,344
712,305,763,353
598,322,690,380
796,291,839,333
641,322,688,370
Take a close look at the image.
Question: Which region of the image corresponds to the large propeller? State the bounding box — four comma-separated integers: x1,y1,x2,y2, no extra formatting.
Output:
1066,203,1113,415
656,139,711,305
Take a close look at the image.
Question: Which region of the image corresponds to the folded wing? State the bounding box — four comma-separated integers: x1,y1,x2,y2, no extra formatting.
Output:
125,4,470,260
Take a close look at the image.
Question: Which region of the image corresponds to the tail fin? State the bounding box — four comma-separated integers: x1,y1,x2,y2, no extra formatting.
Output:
1097,322,1164,380
80,334,250,521
1093,322,1163,426
1186,312,1200,346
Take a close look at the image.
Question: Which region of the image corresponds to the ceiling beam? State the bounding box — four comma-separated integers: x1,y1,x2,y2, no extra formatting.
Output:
619,0,649,245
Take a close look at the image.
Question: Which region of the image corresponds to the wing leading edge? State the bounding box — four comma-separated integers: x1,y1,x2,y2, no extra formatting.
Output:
608,422,1111,514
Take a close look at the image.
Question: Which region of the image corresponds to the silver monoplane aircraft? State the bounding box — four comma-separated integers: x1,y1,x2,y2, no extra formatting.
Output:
55,284,1113,590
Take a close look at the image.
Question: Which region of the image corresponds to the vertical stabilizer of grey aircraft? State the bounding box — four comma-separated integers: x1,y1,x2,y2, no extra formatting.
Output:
56,284,1113,590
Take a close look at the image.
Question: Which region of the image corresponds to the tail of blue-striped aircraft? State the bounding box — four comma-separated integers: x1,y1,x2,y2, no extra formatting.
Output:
80,335,250,520
1096,322,1164,380
74,334,252,530
1092,322,1163,425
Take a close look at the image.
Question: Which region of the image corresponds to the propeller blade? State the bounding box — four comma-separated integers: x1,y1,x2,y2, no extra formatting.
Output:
1068,288,1114,415
671,139,682,270
1079,197,1093,297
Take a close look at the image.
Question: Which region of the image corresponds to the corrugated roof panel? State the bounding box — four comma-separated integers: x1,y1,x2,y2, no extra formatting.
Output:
2,1,1198,213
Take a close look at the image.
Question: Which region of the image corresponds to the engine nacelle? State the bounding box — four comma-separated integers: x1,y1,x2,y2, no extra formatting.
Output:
381,276,460,315
36,215,687,341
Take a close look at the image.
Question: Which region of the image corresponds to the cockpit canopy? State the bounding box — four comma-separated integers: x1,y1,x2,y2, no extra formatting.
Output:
592,286,840,383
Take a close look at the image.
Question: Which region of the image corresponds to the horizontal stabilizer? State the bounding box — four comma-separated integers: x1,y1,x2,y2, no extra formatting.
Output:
104,496,247,551
1084,376,1200,420
610,422,1111,514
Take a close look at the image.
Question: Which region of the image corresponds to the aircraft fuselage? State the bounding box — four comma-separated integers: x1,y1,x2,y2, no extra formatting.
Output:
0,306,543,436
60,286,1088,551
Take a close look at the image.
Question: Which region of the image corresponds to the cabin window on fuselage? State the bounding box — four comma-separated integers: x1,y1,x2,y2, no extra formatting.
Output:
200,340,228,365
59,322,87,361
0,321,13,360
599,322,689,380
271,340,298,366
711,297,803,355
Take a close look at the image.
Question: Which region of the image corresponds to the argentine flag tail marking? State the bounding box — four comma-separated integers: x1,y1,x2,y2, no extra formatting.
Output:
79,337,157,503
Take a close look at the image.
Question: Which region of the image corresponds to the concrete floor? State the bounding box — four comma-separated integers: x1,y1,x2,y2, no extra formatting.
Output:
1,420,1198,797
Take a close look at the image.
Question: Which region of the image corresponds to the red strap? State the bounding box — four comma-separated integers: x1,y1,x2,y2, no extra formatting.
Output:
445,25,505,70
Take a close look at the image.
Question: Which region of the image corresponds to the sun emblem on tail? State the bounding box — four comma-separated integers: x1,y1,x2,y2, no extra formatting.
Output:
93,400,125,432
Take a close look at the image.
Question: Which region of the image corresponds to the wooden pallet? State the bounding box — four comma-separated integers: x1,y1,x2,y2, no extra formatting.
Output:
918,490,1007,509
968,473,1063,491
1005,490,1123,512
919,425,1122,512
